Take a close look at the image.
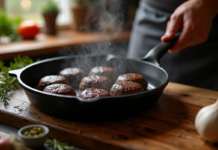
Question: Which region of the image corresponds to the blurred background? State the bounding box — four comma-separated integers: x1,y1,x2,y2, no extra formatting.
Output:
0,0,140,65
0,0,139,31
1,0,139,28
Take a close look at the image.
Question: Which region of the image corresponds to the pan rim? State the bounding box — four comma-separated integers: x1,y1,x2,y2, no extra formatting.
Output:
16,54,170,103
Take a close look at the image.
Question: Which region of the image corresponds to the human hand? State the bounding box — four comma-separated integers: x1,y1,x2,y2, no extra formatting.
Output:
161,0,218,53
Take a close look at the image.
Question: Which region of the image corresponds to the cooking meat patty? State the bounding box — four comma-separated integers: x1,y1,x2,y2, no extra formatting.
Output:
58,68,85,86
79,75,111,91
116,73,148,90
110,81,144,96
38,75,69,91
43,84,76,96
89,66,117,83
79,88,110,99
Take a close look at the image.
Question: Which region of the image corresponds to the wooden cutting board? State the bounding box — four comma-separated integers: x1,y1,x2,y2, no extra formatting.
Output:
0,82,218,150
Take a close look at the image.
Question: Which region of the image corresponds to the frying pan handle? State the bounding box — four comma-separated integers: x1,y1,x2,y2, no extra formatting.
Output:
141,33,180,66
8,68,24,77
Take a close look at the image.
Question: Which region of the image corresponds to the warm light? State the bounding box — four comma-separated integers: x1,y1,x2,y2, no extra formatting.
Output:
21,0,31,8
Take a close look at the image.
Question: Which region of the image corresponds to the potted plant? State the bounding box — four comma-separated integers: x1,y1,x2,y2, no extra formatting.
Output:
40,0,60,34
0,9,22,43
69,0,87,31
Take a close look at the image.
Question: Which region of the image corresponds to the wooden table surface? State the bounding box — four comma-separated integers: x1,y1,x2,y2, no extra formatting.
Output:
0,30,130,60
0,82,218,150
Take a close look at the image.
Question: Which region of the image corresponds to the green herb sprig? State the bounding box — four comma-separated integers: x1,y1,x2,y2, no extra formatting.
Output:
0,56,37,106
47,139,74,150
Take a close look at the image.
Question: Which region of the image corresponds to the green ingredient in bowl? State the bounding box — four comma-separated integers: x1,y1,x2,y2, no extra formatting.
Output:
22,127,44,137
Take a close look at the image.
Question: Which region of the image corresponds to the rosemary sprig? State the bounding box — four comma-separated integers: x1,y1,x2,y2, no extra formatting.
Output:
0,56,37,106
47,139,74,150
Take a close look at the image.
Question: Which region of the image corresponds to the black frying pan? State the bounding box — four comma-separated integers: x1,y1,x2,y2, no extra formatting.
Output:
9,36,178,119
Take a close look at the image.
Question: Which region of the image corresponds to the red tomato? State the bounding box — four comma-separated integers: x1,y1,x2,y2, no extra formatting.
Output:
18,20,40,39
0,138,13,150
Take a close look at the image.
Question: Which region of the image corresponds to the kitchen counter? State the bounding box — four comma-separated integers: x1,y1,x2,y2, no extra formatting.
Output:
0,82,218,150
0,125,83,150
0,30,130,61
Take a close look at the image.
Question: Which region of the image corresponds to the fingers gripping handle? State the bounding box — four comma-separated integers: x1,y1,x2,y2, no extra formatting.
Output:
141,34,180,66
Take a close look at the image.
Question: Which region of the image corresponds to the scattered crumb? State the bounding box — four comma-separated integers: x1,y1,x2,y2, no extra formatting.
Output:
14,106,23,111
73,123,78,127
77,130,82,134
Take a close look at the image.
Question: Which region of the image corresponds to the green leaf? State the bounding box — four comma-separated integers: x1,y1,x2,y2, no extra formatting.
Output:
0,9,22,41
47,139,74,150
64,146,74,150
0,55,36,106
58,145,64,150
40,0,60,14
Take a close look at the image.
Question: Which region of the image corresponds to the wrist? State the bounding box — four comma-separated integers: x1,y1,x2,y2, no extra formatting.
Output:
208,0,218,15
200,0,218,17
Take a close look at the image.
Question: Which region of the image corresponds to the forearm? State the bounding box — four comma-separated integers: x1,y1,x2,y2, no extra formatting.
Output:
207,0,218,16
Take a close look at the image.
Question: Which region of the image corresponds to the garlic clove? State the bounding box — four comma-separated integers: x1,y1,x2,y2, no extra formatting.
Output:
8,134,26,150
195,100,218,143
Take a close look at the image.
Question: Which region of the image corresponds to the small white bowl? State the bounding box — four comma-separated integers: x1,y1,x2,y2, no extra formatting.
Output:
18,124,49,149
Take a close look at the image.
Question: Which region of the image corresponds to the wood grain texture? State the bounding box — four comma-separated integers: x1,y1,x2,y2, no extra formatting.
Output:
0,30,130,60
0,82,218,150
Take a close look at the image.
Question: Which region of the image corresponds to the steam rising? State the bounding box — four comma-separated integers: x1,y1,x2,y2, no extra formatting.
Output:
59,0,128,78
99,0,124,35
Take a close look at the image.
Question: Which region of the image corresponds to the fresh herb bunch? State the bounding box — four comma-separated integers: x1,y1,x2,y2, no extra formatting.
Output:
47,139,74,150
0,9,22,41
0,56,36,106
40,0,60,14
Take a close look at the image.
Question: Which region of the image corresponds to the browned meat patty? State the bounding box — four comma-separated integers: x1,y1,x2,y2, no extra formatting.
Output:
79,88,110,99
43,84,76,96
38,75,69,91
58,68,85,86
89,66,117,83
116,73,148,90
79,75,111,91
110,81,144,96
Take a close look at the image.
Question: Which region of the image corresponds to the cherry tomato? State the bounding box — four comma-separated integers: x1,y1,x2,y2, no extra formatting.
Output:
18,20,40,39
0,138,13,150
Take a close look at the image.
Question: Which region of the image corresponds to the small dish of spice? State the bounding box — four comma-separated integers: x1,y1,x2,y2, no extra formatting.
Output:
18,124,49,149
